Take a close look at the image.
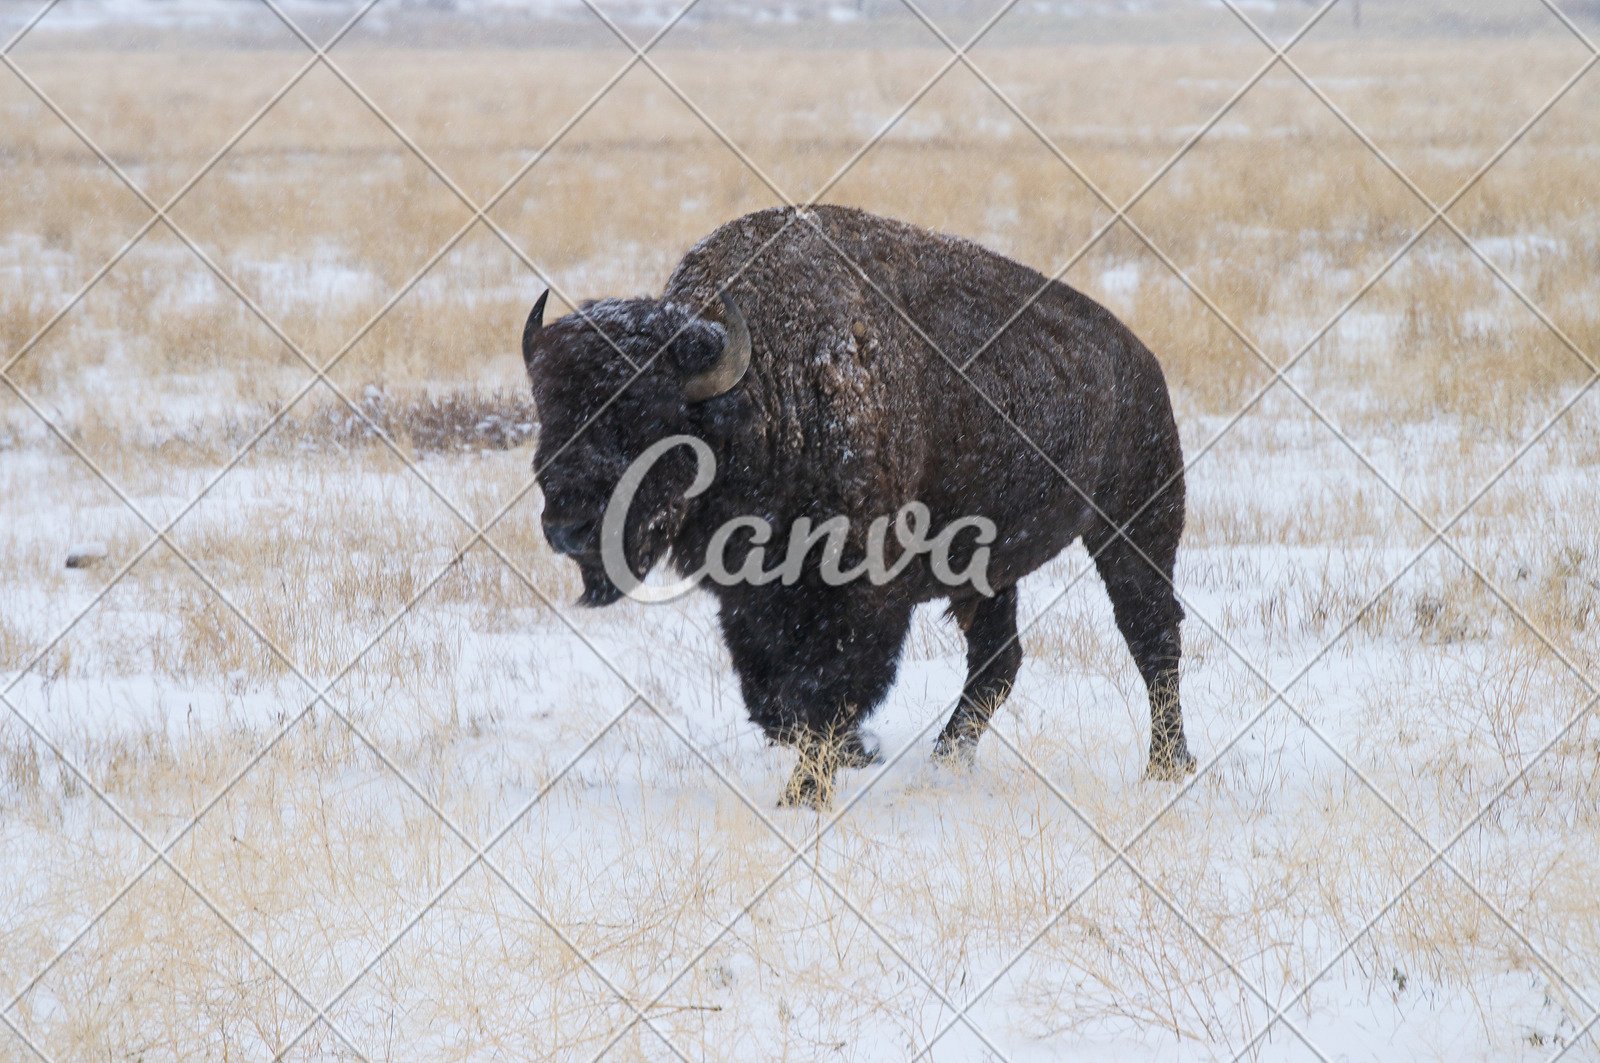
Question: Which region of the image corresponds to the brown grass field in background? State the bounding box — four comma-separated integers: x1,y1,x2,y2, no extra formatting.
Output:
2,2,1600,1059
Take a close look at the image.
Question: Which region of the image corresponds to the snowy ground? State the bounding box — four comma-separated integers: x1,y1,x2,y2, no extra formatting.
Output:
4,4,1600,1060
4,321,1598,1060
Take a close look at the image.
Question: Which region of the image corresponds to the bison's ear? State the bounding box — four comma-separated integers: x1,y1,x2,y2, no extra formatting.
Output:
522,289,549,368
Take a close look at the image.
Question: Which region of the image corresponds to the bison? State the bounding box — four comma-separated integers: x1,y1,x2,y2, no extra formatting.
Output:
522,205,1195,808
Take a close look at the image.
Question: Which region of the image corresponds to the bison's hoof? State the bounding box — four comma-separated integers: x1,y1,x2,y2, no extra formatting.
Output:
1144,750,1197,782
777,774,833,811
778,751,838,811
837,728,882,769
931,735,978,771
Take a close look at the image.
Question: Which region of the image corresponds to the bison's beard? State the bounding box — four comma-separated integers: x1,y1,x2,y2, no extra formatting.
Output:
575,558,624,607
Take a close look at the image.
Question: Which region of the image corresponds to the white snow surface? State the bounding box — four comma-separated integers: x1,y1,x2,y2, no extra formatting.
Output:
4,359,1598,1059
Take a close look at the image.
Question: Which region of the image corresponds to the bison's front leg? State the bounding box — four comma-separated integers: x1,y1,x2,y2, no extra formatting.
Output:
934,586,1022,765
778,728,849,810
720,587,913,810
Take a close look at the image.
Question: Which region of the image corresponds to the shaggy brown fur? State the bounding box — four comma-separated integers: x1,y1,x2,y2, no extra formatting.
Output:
524,205,1194,807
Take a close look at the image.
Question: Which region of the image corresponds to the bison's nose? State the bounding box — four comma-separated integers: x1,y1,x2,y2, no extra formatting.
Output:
543,517,596,557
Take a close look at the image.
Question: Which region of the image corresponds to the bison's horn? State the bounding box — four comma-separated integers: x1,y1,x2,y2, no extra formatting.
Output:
684,294,751,402
521,289,549,366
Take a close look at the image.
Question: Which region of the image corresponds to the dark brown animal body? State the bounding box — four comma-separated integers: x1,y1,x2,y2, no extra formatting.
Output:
524,205,1194,807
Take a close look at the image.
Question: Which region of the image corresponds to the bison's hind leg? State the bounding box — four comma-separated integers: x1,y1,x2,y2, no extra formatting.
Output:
933,585,1022,765
1091,519,1196,781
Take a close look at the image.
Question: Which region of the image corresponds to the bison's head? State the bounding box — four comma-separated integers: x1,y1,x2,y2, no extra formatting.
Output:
522,289,751,606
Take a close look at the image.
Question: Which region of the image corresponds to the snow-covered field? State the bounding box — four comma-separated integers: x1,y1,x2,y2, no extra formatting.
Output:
7,382,1600,1060
4,2,1600,1060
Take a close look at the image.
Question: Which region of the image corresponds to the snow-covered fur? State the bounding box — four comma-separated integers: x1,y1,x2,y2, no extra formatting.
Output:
523,205,1193,806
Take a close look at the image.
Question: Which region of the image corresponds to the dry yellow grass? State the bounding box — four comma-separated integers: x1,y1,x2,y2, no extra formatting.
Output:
3,4,1600,1060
